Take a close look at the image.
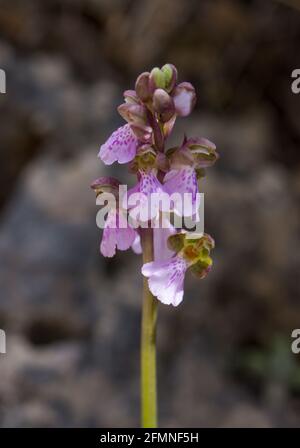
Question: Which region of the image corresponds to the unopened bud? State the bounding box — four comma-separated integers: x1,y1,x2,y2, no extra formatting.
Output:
135,72,151,102
161,63,177,92
149,67,166,91
124,90,139,104
153,88,175,122
185,137,218,168
90,176,120,197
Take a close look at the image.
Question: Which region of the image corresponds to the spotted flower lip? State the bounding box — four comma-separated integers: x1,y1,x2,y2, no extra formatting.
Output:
142,231,214,306
99,124,139,165
125,170,165,223
142,256,188,306
163,167,199,217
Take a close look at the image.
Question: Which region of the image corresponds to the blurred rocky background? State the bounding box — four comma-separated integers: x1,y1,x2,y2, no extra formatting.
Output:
0,0,300,427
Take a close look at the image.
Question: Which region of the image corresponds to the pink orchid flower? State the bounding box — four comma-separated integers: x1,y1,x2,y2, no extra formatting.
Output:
99,123,139,165
92,63,217,307
100,208,138,258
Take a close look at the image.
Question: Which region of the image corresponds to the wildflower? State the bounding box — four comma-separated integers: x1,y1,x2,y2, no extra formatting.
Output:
99,123,139,165
142,256,188,306
100,209,138,257
126,169,165,223
92,63,217,306
91,176,138,257
142,233,214,306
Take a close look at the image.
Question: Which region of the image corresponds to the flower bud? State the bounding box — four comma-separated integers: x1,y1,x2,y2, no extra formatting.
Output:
185,233,214,277
185,137,218,168
135,72,151,102
172,82,196,117
90,176,120,197
149,67,166,91
118,103,148,126
124,90,139,104
153,88,175,122
161,63,177,93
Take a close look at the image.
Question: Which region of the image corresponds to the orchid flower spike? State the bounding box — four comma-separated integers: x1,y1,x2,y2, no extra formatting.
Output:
92,63,217,307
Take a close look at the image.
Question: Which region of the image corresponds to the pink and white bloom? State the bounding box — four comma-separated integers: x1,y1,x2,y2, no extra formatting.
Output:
99,124,139,165
125,170,165,223
100,209,137,257
142,256,188,306
163,167,199,217
153,218,176,261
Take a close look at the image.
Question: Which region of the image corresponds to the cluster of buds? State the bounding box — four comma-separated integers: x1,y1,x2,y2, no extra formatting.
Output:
92,64,218,306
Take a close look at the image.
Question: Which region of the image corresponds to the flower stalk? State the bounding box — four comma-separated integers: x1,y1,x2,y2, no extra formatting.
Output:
140,227,158,428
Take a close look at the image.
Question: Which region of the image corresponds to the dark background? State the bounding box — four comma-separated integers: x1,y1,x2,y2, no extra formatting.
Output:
0,0,300,427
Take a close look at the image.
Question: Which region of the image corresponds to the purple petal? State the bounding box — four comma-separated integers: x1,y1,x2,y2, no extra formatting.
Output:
100,210,136,257
98,124,138,165
142,256,188,306
126,170,165,222
100,211,117,257
115,212,136,251
139,170,164,196
153,218,176,261
163,167,198,217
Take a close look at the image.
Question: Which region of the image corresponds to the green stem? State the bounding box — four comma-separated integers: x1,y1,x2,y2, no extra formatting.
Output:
140,227,158,428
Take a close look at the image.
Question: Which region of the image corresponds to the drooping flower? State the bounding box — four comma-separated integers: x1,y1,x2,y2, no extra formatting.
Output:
125,169,165,223
162,136,218,218
100,208,137,257
163,167,198,217
142,233,214,306
91,176,139,257
118,102,153,143
99,124,139,165
142,256,188,306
